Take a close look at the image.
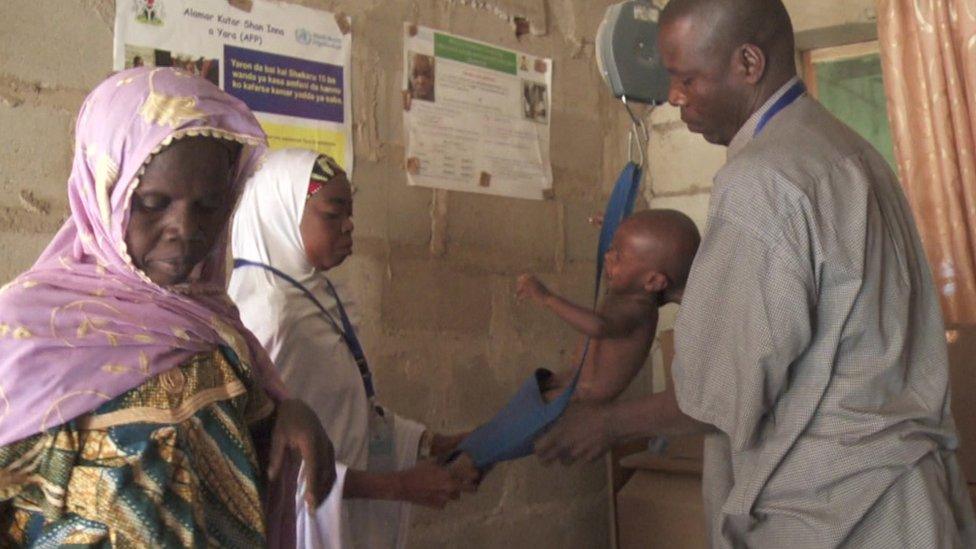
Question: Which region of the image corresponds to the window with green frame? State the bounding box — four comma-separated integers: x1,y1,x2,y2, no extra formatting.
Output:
802,41,897,169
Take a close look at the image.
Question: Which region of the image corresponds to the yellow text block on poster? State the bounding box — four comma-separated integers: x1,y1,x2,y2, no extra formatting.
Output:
261,122,348,170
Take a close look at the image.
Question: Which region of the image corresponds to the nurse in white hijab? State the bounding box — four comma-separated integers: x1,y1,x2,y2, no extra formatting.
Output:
229,149,478,548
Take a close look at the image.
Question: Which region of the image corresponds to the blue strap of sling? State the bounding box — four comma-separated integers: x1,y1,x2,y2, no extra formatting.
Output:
233,258,376,400
596,161,643,302
455,162,643,469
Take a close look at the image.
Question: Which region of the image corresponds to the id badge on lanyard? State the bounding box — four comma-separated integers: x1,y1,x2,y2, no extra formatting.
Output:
367,403,396,472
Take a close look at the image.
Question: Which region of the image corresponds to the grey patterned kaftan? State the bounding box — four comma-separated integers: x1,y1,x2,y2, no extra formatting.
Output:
672,78,976,548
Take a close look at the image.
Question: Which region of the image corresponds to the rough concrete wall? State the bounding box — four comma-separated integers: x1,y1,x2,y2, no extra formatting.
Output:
0,0,634,547
0,1,113,283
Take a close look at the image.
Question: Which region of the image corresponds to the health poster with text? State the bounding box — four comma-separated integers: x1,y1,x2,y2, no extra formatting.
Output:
114,0,353,173
403,25,553,200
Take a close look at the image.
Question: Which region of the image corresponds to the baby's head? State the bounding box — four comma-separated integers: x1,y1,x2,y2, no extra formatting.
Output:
411,54,435,100
604,209,700,302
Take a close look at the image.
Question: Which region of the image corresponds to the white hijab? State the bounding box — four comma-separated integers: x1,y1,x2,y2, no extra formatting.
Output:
229,148,422,549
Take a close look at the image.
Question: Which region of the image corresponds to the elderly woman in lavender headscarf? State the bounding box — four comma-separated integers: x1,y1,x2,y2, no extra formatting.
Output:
0,67,335,547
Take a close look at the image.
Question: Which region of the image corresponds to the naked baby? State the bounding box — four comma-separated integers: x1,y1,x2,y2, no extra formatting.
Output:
518,209,700,403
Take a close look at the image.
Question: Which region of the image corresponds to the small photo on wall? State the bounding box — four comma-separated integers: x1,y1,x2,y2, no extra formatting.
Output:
522,80,548,123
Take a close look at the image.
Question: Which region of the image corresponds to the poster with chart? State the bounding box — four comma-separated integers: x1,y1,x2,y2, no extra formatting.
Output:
403,24,553,200
114,0,353,173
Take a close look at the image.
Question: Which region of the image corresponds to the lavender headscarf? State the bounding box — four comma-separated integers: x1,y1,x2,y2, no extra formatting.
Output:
0,67,289,446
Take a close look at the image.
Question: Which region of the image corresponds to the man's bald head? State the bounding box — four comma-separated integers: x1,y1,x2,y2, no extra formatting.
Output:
661,0,796,83
619,209,701,293
656,0,797,145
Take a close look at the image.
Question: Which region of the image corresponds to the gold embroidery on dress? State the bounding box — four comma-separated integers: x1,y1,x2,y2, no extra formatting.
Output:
51,300,130,347
76,319,91,338
138,69,205,128
184,414,264,528
80,381,246,430
159,369,186,394
78,352,248,430
12,327,32,340
0,382,9,427
40,390,112,431
0,435,68,505
101,363,130,374
212,318,251,370
85,145,120,229
913,0,935,34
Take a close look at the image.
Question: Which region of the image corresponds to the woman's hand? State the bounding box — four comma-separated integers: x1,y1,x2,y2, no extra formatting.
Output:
429,432,468,461
396,460,470,508
268,398,337,508
447,452,482,490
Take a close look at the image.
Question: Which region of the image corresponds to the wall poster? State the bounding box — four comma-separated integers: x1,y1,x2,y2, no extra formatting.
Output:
114,0,353,172
403,24,553,200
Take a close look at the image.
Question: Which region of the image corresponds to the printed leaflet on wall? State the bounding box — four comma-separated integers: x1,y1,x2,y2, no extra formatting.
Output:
113,0,353,173
403,24,553,200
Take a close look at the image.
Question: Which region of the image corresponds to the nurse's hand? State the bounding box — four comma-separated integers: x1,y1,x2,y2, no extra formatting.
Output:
396,460,465,508
534,401,614,465
447,452,483,490
269,398,337,508
430,432,468,460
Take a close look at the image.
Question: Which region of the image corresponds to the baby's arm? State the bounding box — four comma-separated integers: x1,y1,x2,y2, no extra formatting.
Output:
516,274,640,338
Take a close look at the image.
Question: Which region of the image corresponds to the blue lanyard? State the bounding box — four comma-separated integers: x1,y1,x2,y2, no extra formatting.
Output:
753,80,806,137
233,258,376,399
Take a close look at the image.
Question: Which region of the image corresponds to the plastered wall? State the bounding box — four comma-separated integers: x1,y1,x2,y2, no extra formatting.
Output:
0,0,877,547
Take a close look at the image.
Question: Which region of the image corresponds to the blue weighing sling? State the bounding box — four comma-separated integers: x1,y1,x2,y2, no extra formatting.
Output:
454,162,643,469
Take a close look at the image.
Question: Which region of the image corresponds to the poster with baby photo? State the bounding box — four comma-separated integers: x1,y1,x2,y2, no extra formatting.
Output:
402,24,553,200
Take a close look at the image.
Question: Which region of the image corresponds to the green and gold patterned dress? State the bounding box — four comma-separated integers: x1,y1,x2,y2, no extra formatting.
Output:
0,346,276,547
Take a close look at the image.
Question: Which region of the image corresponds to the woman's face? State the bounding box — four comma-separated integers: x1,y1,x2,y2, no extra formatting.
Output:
300,175,354,271
125,137,237,286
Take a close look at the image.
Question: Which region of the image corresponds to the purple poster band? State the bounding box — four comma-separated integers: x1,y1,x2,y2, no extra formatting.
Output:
224,44,344,123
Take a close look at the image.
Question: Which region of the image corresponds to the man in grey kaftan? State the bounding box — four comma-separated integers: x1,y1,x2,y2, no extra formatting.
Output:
535,1,976,546
673,76,976,547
